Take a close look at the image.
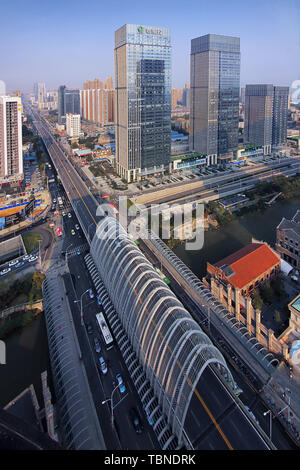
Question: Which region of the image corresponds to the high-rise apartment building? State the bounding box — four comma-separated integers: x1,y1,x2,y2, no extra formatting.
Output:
244,84,289,154
171,88,184,108
0,95,23,184
182,83,190,108
66,113,81,137
190,34,240,163
58,86,80,123
115,24,171,182
80,77,115,125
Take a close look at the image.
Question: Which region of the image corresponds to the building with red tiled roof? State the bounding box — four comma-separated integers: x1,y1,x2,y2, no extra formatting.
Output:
206,242,281,297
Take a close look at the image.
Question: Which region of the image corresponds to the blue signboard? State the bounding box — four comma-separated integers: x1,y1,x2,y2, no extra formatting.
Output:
0,217,5,229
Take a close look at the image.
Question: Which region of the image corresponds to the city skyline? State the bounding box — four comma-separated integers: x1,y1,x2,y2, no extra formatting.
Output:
1,0,299,93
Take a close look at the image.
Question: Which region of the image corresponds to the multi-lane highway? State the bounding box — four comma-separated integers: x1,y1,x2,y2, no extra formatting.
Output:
24,101,278,450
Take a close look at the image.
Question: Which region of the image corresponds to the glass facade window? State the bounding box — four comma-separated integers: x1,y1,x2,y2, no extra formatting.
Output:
115,24,171,181
190,34,240,158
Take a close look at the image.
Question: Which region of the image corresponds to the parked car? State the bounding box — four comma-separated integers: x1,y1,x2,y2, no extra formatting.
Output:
93,337,101,353
8,259,18,267
99,356,108,375
15,261,25,268
116,373,126,394
0,268,11,276
129,407,143,434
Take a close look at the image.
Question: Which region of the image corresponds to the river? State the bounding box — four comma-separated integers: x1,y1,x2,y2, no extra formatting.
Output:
173,197,300,281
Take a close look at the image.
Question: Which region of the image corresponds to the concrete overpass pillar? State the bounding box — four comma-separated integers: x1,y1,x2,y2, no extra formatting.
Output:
227,285,233,313
255,309,261,339
246,296,252,332
235,288,241,322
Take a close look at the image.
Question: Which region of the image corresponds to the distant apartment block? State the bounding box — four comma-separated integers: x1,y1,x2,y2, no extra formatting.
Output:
66,113,81,138
0,95,23,185
244,84,289,154
190,34,240,164
80,77,115,125
276,210,300,269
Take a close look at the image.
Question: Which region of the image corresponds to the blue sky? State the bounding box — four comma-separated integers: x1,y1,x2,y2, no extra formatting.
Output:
1,0,299,92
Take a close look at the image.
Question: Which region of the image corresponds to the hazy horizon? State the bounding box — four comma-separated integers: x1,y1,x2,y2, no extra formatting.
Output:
1,0,299,93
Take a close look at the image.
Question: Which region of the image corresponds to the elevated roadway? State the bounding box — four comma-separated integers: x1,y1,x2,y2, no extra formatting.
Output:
24,101,274,450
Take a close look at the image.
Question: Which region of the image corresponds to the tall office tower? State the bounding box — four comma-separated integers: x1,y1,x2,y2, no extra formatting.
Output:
64,89,80,116
190,34,240,163
0,95,23,183
244,85,274,154
58,85,66,123
272,86,289,148
66,113,81,137
37,83,46,109
33,83,39,102
182,83,190,108
58,87,80,123
244,84,288,154
115,24,171,182
240,87,246,107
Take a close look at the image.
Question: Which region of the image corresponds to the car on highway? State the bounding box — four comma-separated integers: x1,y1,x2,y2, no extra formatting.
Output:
62,211,66,216
8,259,19,267
89,288,94,299
23,255,30,261
68,212,72,218
53,198,56,203
86,322,93,335
15,261,25,268
56,228,63,237
75,224,80,230
97,295,102,306
129,408,143,434
116,373,126,394
28,255,38,262
71,229,75,236
99,356,108,375
142,403,154,426
0,267,11,276
93,337,101,353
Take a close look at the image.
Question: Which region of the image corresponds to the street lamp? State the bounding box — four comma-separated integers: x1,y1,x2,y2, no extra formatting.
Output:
88,223,94,242
263,410,272,441
74,289,90,326
65,243,73,263
102,383,126,427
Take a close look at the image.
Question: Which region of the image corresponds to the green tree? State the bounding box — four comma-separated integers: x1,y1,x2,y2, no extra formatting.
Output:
252,289,263,310
260,282,274,304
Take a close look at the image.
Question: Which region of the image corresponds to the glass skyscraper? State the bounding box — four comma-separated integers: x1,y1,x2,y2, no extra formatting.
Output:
58,86,80,123
190,34,240,163
115,24,171,182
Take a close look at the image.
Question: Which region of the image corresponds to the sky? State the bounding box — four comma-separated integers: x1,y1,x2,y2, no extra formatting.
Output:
1,0,299,93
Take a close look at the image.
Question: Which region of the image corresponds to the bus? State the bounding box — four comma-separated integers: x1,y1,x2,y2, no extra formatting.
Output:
96,312,113,347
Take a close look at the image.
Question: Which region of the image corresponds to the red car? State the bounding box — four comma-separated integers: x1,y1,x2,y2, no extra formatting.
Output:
55,227,62,237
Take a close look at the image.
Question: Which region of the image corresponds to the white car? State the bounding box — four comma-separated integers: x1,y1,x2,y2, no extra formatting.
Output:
0,268,11,276
23,255,29,261
28,255,38,262
8,259,18,267
68,213,72,218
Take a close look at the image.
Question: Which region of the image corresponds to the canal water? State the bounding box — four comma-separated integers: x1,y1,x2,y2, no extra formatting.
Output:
173,197,300,281
0,313,51,408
